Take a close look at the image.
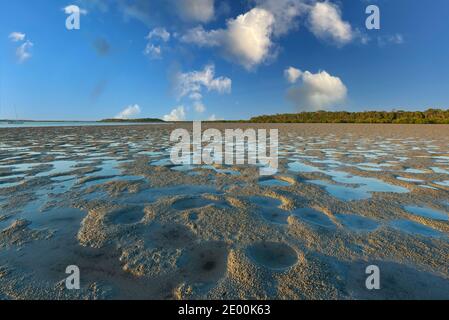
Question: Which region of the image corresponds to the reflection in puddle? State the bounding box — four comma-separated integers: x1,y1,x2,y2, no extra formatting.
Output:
397,177,424,183
404,206,448,221
259,178,292,187
309,173,409,201
288,161,409,201
390,220,444,238
431,167,449,175
435,180,449,187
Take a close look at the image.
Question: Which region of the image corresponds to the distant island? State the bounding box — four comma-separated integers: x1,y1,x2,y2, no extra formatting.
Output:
248,109,449,124
100,118,165,123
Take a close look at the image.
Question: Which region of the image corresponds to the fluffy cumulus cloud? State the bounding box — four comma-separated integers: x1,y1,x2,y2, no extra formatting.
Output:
174,64,231,114
179,1,356,70
115,104,141,119
163,105,186,121
223,8,275,69
307,1,354,46
286,68,347,111
78,0,357,70
175,64,231,98
284,66,302,84
181,8,275,70
175,0,215,23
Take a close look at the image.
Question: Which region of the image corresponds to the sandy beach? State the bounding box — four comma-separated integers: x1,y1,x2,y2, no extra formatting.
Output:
0,123,448,300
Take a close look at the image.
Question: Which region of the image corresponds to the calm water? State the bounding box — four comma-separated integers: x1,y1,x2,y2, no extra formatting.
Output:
0,121,164,128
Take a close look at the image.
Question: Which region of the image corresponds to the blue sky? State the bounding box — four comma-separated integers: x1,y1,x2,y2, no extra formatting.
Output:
1,0,448,121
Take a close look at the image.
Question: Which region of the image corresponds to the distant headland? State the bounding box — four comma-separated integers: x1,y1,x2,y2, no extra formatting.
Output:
100,118,165,123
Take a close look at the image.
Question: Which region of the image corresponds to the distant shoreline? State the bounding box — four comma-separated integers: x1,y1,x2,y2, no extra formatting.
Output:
2,109,449,125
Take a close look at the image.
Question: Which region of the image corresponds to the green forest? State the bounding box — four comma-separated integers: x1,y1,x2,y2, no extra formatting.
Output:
248,109,449,124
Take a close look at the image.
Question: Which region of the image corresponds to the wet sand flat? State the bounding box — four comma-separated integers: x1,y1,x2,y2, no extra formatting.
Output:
0,123,448,300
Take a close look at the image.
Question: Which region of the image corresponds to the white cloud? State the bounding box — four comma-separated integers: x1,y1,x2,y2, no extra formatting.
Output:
287,68,347,111
180,26,221,47
16,40,33,63
254,0,307,36
146,27,170,42
175,64,231,100
163,105,186,121
181,8,275,70
144,27,171,59
175,0,215,23
115,104,141,119
174,64,231,114
224,8,275,70
284,66,302,83
63,5,88,15
9,32,26,42
307,1,354,46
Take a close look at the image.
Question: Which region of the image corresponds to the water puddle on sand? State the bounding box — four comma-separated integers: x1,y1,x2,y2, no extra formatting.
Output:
288,161,321,173
172,164,241,176
308,180,372,201
335,214,380,232
288,161,409,201
390,220,445,238
120,185,219,205
434,180,449,187
396,176,425,183
309,173,409,201
404,206,448,221
172,197,215,210
292,208,335,228
246,242,298,270
80,175,144,188
431,167,449,175
0,180,24,189
35,160,82,177
404,168,428,174
259,178,292,187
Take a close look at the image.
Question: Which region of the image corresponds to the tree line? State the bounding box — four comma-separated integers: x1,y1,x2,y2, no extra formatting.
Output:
248,109,449,124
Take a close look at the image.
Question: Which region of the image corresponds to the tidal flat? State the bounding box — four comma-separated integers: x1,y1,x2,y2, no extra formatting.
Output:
0,123,448,300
